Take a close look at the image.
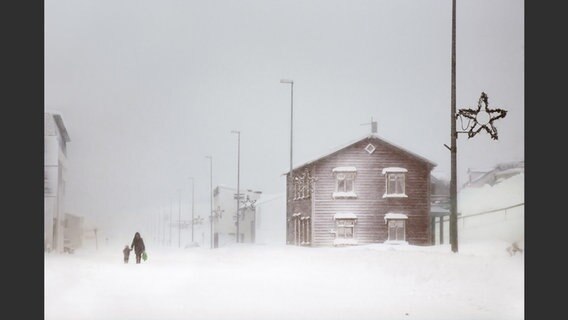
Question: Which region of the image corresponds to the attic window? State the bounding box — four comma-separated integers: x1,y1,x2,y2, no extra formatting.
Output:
364,143,376,154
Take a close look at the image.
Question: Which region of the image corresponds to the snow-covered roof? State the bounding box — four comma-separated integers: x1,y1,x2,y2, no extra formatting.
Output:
332,166,357,173
384,213,408,221
255,193,285,205
45,112,71,142
282,133,436,175
382,167,408,174
334,212,357,219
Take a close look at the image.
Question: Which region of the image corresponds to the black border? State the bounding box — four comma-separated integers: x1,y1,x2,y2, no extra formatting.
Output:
5,0,44,318
526,1,564,319
3,1,547,318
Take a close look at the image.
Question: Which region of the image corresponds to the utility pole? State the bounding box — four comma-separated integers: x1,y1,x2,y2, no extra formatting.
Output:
94,228,98,251
231,130,241,243
178,188,181,248
189,177,195,243
449,0,458,253
169,198,173,246
206,156,213,249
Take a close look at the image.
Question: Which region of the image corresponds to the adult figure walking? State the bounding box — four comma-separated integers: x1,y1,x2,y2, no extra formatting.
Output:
130,232,146,264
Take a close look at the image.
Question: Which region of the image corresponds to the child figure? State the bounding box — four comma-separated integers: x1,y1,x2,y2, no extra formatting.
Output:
123,245,132,263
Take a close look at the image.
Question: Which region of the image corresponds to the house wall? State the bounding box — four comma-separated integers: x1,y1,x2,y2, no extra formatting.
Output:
309,138,432,246
64,213,84,250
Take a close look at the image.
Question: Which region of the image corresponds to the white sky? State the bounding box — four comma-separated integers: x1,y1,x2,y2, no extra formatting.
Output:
45,0,524,237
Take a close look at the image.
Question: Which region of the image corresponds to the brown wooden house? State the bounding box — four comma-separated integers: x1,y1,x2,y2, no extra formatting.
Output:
285,133,436,246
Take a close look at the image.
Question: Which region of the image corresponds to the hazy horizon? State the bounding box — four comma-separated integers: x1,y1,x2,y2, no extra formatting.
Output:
45,0,524,238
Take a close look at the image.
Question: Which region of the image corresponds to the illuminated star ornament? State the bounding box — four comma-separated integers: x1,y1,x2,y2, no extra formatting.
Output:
457,92,507,140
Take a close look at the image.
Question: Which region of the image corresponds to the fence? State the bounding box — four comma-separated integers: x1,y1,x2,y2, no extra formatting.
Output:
434,203,524,245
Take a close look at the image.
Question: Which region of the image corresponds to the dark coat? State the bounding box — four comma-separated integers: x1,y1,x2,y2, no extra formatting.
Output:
123,247,131,258
131,233,146,255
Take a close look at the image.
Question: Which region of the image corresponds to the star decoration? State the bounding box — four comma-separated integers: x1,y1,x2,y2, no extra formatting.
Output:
457,92,507,140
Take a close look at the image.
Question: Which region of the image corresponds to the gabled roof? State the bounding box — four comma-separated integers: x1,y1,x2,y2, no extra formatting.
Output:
46,111,71,142
283,133,436,175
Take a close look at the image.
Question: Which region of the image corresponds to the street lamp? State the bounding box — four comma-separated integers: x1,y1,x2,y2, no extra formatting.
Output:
205,155,213,249
280,78,294,244
231,130,241,243
280,79,294,177
169,197,173,246
188,177,195,243
178,188,181,248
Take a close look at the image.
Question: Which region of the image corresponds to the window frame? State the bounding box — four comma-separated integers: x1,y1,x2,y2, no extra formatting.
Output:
332,167,357,199
382,167,408,198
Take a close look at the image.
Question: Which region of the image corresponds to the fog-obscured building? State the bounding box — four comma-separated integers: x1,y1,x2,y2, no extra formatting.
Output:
213,185,262,246
44,112,70,253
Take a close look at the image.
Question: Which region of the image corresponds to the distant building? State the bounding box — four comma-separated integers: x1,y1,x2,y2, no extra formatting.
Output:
63,213,84,253
284,133,436,247
463,161,524,188
429,174,450,244
254,193,286,245
45,112,71,253
213,185,262,246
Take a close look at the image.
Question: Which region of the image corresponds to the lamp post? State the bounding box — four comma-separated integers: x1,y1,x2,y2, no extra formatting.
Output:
280,78,294,244
189,177,195,243
178,188,181,248
169,197,173,246
280,79,294,178
205,155,213,249
231,130,241,243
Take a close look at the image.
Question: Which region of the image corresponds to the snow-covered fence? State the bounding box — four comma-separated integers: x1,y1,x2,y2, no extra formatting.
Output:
434,203,524,245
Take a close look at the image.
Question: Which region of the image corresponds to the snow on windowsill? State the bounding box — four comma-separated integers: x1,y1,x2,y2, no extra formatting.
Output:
334,212,357,220
333,192,358,199
382,167,408,174
384,213,408,221
332,166,357,173
334,238,358,246
383,193,408,198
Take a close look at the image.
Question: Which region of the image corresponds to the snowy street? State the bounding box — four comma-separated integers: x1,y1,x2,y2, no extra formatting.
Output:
45,242,523,320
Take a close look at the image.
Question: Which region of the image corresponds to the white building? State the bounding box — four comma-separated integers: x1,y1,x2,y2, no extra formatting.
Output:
213,185,261,246
44,112,70,253
254,193,286,245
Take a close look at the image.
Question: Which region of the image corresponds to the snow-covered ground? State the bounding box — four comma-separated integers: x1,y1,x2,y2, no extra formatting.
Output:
45,241,523,320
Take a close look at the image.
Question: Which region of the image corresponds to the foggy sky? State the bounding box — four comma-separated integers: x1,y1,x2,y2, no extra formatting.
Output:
44,0,524,238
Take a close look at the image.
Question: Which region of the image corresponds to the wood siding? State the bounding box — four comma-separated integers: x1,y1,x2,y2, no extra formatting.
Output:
293,137,433,246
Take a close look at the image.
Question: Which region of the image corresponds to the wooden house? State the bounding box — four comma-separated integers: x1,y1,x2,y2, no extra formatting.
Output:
285,133,436,246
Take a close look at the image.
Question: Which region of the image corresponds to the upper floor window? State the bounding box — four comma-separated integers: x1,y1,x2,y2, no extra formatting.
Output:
293,169,314,200
332,167,357,199
382,167,408,198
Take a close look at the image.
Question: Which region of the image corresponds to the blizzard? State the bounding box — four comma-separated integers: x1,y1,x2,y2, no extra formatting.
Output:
45,241,523,320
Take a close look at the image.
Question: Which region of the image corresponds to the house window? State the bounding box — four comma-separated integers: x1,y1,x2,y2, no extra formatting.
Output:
332,167,357,199
333,212,357,245
387,220,406,241
382,167,408,198
293,169,313,200
300,216,311,245
384,213,408,243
